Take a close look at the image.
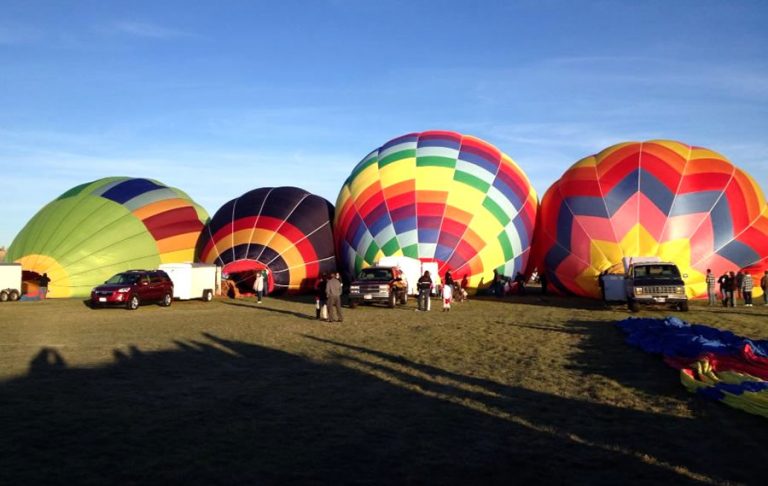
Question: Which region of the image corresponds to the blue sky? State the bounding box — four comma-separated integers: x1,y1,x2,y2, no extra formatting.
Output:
1,0,767,246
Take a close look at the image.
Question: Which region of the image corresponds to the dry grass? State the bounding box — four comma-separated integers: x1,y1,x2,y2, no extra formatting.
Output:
1,293,767,484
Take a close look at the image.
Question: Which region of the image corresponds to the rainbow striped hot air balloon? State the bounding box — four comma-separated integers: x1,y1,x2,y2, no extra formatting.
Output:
534,140,768,299
195,186,336,294
6,177,208,298
334,130,538,287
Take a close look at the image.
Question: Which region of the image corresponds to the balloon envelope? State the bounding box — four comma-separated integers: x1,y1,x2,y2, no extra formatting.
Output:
334,130,537,286
533,140,768,298
7,177,208,297
196,186,336,293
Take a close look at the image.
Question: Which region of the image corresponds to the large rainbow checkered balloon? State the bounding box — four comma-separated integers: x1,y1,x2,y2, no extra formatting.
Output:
195,186,336,293
534,140,768,298
6,177,208,298
334,130,538,286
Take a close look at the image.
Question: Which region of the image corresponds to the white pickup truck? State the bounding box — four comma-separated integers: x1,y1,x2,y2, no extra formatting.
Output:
625,260,688,312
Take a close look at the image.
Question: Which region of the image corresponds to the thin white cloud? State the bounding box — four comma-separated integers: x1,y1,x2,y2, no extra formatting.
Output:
110,21,191,39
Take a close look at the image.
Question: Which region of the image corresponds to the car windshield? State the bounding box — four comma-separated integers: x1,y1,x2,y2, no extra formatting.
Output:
634,265,680,279
358,269,393,280
105,273,140,285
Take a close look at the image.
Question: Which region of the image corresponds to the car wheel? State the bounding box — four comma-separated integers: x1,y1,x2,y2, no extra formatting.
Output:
161,293,172,307
0,291,8,302
8,290,20,301
127,295,140,310
399,292,407,305
349,299,358,309
388,292,396,308
203,289,213,302
679,301,689,312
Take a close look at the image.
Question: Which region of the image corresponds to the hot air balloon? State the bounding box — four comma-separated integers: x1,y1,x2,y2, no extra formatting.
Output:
533,140,768,299
195,187,336,294
6,177,208,298
334,130,537,288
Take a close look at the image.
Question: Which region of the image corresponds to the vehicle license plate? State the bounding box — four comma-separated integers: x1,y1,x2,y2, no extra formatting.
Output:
364,294,373,300
99,297,107,302
654,297,666,303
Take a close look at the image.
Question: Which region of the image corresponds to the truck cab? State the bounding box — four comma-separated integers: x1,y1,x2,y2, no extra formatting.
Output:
625,261,688,312
348,266,408,308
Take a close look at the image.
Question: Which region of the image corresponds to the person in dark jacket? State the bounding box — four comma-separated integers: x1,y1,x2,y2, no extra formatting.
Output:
38,273,51,299
514,272,526,295
325,273,343,322
723,271,736,307
417,271,433,311
492,269,503,298
717,272,729,305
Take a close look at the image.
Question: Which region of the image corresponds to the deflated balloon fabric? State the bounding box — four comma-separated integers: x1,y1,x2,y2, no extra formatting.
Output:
617,316,768,418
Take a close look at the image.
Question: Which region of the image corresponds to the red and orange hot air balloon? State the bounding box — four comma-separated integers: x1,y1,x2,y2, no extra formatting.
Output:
533,140,768,299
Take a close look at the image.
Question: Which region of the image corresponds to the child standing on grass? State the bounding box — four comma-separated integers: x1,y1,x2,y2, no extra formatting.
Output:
442,282,453,312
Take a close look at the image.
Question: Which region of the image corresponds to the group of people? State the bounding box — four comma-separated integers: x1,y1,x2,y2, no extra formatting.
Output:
416,270,469,312
487,269,546,297
705,269,768,307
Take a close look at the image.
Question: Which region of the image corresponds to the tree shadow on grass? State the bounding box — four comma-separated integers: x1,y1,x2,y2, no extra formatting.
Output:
1,332,764,484
303,335,768,484
221,300,317,320
473,293,612,311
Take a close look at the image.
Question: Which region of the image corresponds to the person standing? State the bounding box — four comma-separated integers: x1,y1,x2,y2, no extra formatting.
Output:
325,272,343,322
705,269,717,306
315,273,328,320
444,270,454,289
442,281,453,311
38,273,51,299
761,270,768,306
735,271,744,304
724,271,736,307
417,270,432,311
492,269,503,298
742,272,754,307
460,274,469,302
514,272,526,295
717,271,729,305
253,270,265,303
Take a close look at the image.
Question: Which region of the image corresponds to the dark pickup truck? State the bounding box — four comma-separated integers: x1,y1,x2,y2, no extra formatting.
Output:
348,266,408,308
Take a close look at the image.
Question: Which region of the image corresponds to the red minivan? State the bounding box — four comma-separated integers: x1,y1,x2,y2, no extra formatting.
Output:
90,270,174,310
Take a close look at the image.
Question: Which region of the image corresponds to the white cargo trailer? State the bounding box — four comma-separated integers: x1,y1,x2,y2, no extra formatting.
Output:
375,256,442,296
0,263,22,302
158,263,220,301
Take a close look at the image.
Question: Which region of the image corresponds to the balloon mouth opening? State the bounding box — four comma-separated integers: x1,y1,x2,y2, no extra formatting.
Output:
21,270,42,296
222,261,274,295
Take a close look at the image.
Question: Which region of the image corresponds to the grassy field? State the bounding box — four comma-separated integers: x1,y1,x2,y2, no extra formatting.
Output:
1,293,767,484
